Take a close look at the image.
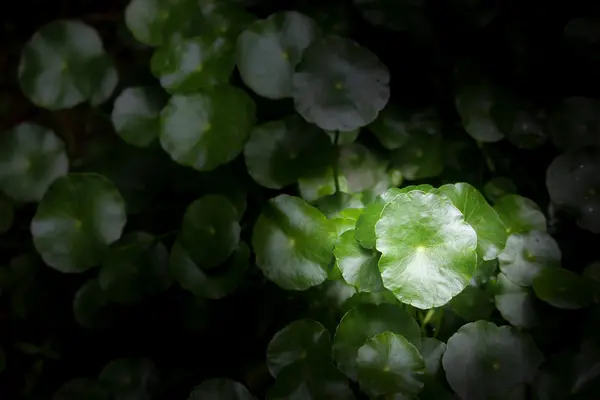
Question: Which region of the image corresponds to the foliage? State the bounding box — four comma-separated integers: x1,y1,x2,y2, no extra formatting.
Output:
2,0,600,399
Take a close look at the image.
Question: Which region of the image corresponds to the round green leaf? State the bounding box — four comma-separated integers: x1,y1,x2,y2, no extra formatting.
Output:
244,115,333,189
125,0,180,46
493,194,547,234
252,195,335,290
236,11,320,99
189,378,255,400
266,361,355,400
494,273,541,328
420,337,446,378
442,320,544,400
313,192,364,220
389,130,444,181
31,173,127,273
181,195,241,269
334,230,383,292
151,34,235,93
497,230,561,287
111,87,165,147
98,231,171,303
376,191,478,309
356,332,426,398
546,147,600,233
333,303,421,380
73,278,113,329
436,182,507,260
159,86,256,171
267,319,331,378
170,239,249,300
368,105,440,151
484,177,516,204
455,82,504,142
339,143,389,194
99,358,158,398
0,122,68,202
532,268,596,310
292,36,390,131
18,20,114,110
0,195,14,234
53,378,112,400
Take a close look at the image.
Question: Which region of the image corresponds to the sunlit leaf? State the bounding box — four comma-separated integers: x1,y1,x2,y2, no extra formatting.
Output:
493,194,546,234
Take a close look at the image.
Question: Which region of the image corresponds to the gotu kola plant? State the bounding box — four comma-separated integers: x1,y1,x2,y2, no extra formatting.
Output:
1,0,600,399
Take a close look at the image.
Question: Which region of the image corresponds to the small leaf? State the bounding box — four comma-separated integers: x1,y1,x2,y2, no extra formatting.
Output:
170,240,249,300
53,378,112,400
494,273,541,328
151,34,235,93
442,320,543,400
298,167,349,202
236,11,320,99
0,122,68,202
73,279,112,329
266,361,354,400
99,358,159,399
532,268,596,310
244,115,333,189
498,230,561,287
494,194,547,234
181,195,241,269
292,36,390,131
546,147,600,233
31,173,127,273
436,182,507,260
448,285,494,322
189,378,255,400
266,319,331,378
18,20,114,110
420,338,446,378
160,86,256,171
354,188,403,250
111,87,165,147
368,106,440,151
455,81,504,142
333,303,421,380
376,191,478,309
252,195,335,290
98,231,171,303
339,143,389,194
313,192,364,220
483,177,516,204
357,332,426,398
325,129,360,145
334,230,383,292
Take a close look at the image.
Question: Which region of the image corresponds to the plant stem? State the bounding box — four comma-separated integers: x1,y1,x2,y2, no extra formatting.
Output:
333,130,341,193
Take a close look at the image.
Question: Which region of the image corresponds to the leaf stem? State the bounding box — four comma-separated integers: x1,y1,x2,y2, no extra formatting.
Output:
333,130,341,193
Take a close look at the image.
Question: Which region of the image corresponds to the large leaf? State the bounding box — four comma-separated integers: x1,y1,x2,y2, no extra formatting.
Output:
243,115,333,189
532,268,596,310
497,230,561,287
19,20,116,110
180,195,241,269
236,11,320,99
0,122,68,202
292,36,390,131
442,321,543,400
31,173,127,273
266,319,331,378
159,86,256,171
252,195,335,290
356,331,426,398
333,303,421,380
376,191,478,309
436,182,507,260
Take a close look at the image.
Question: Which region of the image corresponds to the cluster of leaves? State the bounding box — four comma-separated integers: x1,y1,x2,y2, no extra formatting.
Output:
2,0,600,399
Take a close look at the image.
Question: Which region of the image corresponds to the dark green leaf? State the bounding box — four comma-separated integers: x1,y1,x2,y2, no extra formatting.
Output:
111,87,165,147
189,378,255,400
532,268,596,310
